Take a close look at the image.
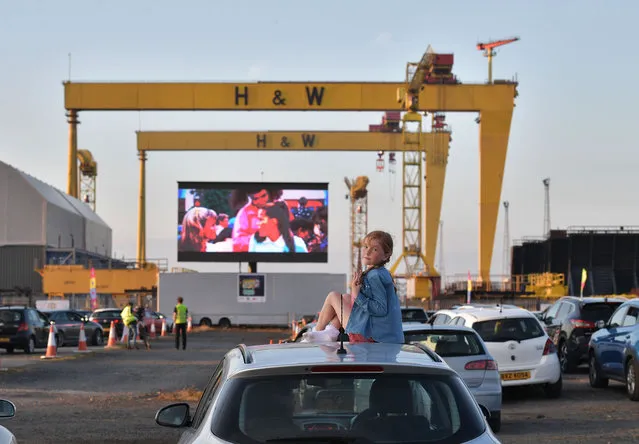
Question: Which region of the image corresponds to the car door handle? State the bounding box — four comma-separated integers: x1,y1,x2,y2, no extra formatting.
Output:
626,335,631,339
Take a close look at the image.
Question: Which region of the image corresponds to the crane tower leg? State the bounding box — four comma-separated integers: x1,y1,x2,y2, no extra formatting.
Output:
137,150,147,267
478,110,514,285
424,135,449,272
390,112,433,297
66,110,79,198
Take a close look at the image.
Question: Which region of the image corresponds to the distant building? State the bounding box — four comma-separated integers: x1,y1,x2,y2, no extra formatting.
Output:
0,160,112,295
511,227,639,296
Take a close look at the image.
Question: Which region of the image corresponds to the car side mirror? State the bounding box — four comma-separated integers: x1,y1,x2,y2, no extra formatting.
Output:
479,404,491,421
155,403,190,428
595,320,606,330
0,399,16,418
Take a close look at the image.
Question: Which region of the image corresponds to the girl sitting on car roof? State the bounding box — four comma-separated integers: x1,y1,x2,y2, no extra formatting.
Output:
302,230,404,344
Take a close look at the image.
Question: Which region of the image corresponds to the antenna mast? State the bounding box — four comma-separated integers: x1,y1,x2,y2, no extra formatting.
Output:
502,201,510,276
543,178,551,236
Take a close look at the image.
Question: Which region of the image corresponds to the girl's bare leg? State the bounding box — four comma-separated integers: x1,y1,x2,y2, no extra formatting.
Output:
316,291,352,331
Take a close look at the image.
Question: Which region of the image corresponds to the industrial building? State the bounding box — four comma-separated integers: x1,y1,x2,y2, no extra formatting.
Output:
0,159,113,303
511,227,639,296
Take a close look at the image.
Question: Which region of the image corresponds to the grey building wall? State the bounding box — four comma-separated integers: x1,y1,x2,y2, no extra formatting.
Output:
0,245,45,293
0,160,112,255
0,162,45,245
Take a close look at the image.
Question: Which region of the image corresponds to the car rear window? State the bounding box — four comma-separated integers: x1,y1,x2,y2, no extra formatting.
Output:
402,309,428,322
405,331,485,357
472,317,545,343
210,373,486,444
0,310,24,324
581,303,623,322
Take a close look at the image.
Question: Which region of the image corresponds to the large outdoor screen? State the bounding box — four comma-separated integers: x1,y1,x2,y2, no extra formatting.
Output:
177,181,328,263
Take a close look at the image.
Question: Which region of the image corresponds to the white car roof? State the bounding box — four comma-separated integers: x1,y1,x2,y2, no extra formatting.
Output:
402,323,479,334
452,307,536,323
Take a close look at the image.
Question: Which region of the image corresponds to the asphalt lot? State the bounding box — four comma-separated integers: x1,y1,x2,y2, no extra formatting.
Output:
0,329,638,443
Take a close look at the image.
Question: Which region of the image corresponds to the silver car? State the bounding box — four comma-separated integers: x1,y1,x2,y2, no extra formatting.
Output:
403,323,503,433
155,341,501,443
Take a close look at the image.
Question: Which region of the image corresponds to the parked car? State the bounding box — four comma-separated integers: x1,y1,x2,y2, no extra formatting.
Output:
41,310,104,346
0,306,50,354
0,399,16,444
450,307,562,398
588,298,639,400
403,322,502,433
89,308,125,338
155,342,501,443
401,307,429,323
541,296,625,372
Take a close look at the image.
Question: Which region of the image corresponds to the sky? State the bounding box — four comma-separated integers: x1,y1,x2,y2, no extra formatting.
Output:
1,0,637,282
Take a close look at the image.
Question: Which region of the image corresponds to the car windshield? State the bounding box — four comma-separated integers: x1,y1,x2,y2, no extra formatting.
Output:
472,317,545,343
581,303,623,322
404,331,485,357
210,373,486,444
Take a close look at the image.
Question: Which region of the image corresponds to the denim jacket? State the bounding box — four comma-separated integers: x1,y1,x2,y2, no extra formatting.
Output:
345,267,404,343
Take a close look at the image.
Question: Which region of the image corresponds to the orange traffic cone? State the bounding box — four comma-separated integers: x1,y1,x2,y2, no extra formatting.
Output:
40,323,57,359
76,323,89,352
150,321,157,339
187,316,193,333
105,321,118,348
160,319,167,337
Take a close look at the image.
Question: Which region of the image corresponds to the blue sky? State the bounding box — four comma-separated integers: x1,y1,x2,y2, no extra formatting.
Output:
1,1,636,280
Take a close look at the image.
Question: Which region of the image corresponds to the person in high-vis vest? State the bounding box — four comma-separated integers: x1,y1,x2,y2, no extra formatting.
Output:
120,301,138,350
173,297,189,350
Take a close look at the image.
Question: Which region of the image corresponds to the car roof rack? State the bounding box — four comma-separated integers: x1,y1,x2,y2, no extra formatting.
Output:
237,343,254,364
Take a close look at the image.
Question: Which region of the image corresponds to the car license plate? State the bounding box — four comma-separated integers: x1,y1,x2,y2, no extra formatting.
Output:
0,337,10,343
501,371,531,381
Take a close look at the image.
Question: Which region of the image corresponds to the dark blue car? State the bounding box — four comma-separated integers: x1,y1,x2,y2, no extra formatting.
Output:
588,298,639,401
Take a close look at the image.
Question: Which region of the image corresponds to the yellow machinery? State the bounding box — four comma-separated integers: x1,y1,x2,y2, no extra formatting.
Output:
77,149,97,212
38,262,159,307
511,273,568,299
62,46,517,288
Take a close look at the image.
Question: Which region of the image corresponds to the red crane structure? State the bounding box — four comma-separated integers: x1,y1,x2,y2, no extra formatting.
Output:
477,37,519,83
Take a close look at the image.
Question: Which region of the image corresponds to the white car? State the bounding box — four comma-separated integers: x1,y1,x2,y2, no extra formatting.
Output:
0,399,17,444
449,307,562,398
403,323,503,433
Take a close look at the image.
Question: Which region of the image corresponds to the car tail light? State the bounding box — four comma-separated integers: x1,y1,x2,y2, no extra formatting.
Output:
17,323,28,332
311,365,384,373
570,319,595,329
464,360,498,371
543,338,557,355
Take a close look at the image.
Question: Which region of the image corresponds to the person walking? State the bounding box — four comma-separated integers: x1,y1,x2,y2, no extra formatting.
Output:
173,296,189,350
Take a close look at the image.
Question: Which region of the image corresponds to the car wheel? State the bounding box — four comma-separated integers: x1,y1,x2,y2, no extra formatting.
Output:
92,330,104,346
544,375,562,398
559,340,576,373
23,336,35,354
488,413,501,433
626,358,639,401
56,332,65,348
589,353,609,388
218,318,231,329
200,318,212,328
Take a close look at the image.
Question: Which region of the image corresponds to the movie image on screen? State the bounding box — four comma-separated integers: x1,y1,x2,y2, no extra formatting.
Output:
177,181,328,263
